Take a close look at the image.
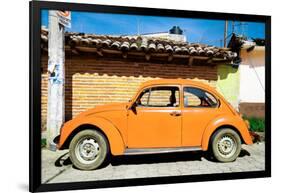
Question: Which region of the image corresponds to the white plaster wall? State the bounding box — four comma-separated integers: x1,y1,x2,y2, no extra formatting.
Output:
239,65,265,103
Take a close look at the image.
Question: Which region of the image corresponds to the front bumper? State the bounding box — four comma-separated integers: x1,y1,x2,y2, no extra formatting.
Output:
53,135,60,145
48,135,61,152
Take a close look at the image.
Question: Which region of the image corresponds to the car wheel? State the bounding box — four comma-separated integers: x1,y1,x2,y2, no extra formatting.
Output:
69,129,109,170
210,128,241,162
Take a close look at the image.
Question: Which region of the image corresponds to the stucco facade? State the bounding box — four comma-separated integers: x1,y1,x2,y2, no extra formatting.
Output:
239,46,265,118
215,46,265,117
239,46,265,103
216,64,240,109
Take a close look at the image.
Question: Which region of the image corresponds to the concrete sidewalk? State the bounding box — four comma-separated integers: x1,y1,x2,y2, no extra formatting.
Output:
41,142,265,184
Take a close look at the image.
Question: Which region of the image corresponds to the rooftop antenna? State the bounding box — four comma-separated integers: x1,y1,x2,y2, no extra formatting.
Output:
236,22,248,38
183,29,188,42
224,20,228,47
137,18,140,36
231,21,248,38
80,23,83,33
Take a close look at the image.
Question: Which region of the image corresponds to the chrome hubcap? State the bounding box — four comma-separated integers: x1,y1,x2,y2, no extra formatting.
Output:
75,137,100,164
217,135,237,158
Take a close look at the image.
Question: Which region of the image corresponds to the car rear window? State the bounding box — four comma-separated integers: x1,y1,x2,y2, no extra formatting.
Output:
184,87,218,108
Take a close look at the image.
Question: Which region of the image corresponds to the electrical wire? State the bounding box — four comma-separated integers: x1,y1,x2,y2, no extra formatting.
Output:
245,50,265,92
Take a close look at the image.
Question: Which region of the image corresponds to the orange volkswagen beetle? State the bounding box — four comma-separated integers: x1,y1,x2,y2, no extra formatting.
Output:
56,79,253,170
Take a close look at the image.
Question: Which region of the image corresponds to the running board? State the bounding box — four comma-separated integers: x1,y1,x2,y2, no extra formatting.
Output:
124,146,202,155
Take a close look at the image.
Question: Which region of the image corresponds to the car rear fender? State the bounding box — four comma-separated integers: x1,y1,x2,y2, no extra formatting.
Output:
201,115,253,151
58,116,125,155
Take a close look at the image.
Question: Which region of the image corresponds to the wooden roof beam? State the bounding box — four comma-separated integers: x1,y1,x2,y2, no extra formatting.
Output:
71,49,79,55
122,51,128,59
188,57,194,66
168,54,173,62
145,53,151,61
207,58,213,64
97,48,103,57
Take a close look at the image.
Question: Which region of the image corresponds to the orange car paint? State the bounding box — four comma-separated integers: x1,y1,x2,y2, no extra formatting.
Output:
58,79,253,155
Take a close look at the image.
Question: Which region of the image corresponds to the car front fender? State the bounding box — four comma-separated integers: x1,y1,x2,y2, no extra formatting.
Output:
58,116,125,155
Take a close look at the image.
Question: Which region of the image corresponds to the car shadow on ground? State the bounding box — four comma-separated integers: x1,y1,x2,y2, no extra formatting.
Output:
55,153,72,167
239,149,251,157
111,148,251,166
54,148,251,170
111,151,205,166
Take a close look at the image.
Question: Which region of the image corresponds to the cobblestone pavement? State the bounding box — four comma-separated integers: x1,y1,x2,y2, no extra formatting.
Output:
42,142,265,184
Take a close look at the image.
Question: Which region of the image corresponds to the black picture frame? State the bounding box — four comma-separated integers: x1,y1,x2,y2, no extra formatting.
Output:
29,1,271,192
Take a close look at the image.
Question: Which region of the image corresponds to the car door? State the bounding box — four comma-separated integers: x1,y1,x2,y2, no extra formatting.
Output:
127,85,182,148
181,86,221,147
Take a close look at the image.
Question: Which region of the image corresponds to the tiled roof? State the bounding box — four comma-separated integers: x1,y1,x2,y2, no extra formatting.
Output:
41,28,237,63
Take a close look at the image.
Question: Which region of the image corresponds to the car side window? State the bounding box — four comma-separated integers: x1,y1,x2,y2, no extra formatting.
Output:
184,87,218,108
137,86,179,107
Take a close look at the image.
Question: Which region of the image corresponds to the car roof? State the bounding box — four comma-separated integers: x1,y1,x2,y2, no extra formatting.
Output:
140,79,213,89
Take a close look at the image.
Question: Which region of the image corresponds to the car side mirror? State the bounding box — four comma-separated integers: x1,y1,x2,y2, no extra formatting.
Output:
128,102,137,114
129,102,137,110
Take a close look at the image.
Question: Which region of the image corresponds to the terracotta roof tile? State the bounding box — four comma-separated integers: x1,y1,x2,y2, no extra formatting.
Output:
41,28,237,61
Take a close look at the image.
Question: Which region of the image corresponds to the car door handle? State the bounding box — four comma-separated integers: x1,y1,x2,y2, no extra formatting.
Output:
170,111,181,116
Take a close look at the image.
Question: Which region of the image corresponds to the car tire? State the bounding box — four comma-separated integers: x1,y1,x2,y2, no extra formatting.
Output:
210,128,241,162
69,129,109,170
